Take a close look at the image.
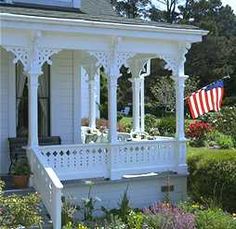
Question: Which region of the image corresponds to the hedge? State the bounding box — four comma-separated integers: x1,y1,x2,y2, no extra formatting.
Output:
187,148,236,212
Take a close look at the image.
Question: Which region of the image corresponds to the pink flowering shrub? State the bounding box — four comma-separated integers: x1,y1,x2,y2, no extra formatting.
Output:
143,203,196,229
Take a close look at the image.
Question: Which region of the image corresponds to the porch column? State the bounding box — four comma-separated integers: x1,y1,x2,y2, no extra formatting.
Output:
174,75,188,140
88,74,96,129
130,77,141,133
27,71,41,147
108,75,118,143
140,76,145,132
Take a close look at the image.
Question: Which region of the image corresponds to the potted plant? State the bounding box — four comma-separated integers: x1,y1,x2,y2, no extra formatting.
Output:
11,159,31,188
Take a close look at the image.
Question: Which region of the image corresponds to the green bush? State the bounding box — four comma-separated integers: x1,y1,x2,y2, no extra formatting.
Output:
156,116,176,137
127,210,144,229
145,114,158,133
207,130,234,149
187,149,236,212
201,106,236,146
0,180,42,228
179,201,236,229
195,208,236,229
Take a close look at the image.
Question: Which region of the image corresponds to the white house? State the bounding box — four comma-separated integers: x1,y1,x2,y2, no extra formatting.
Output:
0,0,207,228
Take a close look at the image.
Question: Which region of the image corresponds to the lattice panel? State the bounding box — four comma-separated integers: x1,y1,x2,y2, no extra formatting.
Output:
116,141,176,167
40,145,109,173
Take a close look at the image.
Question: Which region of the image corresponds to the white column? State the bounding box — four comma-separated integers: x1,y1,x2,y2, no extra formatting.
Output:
172,74,188,174
140,77,145,132
88,74,96,129
108,75,118,143
131,77,141,133
174,75,188,140
27,71,41,148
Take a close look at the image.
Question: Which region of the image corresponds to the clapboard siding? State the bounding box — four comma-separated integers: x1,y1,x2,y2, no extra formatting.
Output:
0,48,11,173
51,50,74,144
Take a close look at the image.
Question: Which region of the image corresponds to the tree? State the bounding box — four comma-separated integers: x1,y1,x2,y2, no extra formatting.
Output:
111,0,150,18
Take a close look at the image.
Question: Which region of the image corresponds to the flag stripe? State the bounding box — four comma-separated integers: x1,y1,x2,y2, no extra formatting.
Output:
187,80,224,119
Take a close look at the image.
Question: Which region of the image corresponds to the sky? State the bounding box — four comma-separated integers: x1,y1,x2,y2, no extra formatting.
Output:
221,0,236,12
153,0,236,13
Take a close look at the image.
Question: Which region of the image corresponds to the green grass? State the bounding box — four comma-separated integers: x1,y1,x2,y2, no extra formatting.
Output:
187,146,236,158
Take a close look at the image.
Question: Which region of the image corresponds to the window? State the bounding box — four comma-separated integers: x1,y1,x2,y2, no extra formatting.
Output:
16,63,50,137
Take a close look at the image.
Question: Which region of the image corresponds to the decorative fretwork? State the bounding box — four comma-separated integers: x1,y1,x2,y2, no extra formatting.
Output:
5,46,30,67
89,51,110,72
159,43,191,76
89,50,135,77
5,45,61,73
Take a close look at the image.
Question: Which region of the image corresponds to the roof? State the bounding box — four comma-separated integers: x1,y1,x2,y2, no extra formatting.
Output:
0,1,199,30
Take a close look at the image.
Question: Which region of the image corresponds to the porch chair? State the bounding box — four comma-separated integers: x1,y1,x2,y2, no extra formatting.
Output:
118,106,130,116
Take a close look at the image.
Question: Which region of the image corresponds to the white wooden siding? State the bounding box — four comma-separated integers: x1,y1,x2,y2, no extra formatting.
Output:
51,51,74,144
0,48,11,173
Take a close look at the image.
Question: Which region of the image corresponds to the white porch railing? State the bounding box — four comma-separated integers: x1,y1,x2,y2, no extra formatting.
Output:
39,143,110,180
39,138,178,181
28,148,63,229
110,138,178,180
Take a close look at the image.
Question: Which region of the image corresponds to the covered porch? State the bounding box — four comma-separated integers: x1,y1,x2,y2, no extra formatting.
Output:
1,9,206,228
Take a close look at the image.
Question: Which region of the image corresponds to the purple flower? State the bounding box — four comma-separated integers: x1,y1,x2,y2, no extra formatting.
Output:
144,203,196,229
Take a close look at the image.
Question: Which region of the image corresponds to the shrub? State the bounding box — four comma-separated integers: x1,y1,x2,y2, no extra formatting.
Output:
143,203,196,229
156,116,176,137
127,210,144,229
186,121,212,147
206,130,234,149
187,149,236,212
195,208,236,229
179,201,236,229
145,114,158,133
201,106,236,146
0,180,42,228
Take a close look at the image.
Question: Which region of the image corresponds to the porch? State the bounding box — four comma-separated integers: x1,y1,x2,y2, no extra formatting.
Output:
0,7,207,227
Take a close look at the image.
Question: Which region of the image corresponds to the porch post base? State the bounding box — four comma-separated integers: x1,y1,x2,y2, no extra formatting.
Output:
176,164,188,175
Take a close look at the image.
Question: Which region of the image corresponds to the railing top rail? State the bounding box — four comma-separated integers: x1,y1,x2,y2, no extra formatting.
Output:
45,167,63,189
32,148,63,189
39,137,176,150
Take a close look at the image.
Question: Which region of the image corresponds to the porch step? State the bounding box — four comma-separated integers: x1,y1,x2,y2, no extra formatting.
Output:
0,175,53,229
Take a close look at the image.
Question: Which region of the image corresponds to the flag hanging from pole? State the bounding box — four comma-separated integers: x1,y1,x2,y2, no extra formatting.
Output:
187,80,224,119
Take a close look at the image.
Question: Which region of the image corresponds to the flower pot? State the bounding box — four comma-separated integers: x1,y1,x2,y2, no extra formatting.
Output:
12,175,29,189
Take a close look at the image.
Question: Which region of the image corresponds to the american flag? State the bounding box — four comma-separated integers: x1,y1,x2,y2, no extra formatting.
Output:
187,80,224,119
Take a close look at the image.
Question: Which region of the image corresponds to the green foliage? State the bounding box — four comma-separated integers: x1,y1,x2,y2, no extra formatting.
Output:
179,201,236,229
103,214,126,229
62,198,78,226
144,114,158,133
127,210,144,229
195,208,236,229
187,148,236,212
119,117,132,133
156,116,176,137
63,221,88,229
202,106,236,145
207,130,234,149
0,180,42,228
79,181,101,221
118,187,131,223
99,69,108,119
11,159,31,175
